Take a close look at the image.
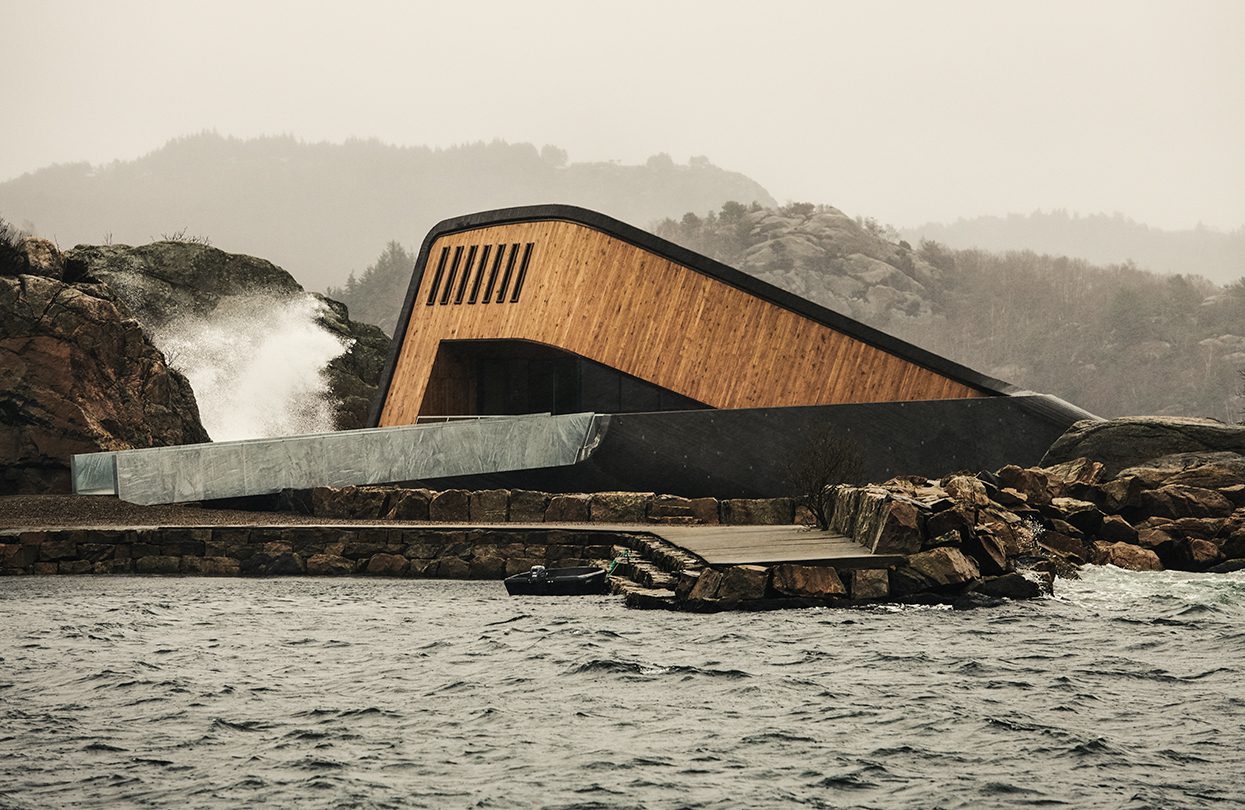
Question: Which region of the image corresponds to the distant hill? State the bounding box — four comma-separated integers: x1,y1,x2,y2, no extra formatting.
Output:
0,133,775,291
903,211,1244,285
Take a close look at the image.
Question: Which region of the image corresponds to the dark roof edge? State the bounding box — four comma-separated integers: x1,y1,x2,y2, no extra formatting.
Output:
368,203,1025,426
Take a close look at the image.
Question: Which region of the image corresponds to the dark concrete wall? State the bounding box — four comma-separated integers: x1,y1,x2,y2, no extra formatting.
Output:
426,396,1089,498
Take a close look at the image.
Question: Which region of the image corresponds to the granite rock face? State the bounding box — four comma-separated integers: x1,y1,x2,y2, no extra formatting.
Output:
1042,417,1245,476
67,242,390,430
0,238,209,493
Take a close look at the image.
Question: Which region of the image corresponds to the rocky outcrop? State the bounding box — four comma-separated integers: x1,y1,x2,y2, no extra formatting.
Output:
0,238,209,493
67,242,390,430
656,203,946,326
66,242,304,324
311,295,391,429
1042,417,1245,477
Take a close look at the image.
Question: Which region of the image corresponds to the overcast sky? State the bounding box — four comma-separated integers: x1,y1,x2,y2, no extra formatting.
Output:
4,0,1242,230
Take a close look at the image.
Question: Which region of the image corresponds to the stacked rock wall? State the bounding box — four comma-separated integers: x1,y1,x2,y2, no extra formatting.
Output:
275,486,802,527
0,526,633,579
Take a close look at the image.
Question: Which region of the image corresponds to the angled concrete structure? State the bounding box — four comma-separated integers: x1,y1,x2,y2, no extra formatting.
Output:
73,414,599,505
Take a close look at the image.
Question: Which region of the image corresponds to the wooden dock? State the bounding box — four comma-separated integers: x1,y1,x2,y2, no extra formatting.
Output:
647,525,901,568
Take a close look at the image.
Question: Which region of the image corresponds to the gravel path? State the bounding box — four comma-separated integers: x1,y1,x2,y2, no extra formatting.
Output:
0,495,416,530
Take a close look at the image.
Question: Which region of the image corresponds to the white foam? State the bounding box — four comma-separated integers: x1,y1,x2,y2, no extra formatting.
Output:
154,295,352,441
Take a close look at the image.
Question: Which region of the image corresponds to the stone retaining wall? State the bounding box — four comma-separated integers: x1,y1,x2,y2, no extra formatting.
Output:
0,526,639,579
269,487,803,526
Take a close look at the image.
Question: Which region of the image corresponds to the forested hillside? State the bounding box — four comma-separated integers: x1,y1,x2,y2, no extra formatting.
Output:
0,134,774,291
904,210,1244,285
326,242,418,335
656,204,1245,421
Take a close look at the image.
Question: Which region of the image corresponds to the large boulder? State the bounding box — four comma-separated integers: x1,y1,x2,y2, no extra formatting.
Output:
429,490,471,522
509,490,550,522
1043,417,1245,477
904,547,981,589
869,499,923,554
470,489,510,522
589,492,651,523
384,488,432,520
545,494,591,522
66,242,389,430
687,568,724,601
716,565,770,602
311,485,391,519
771,564,846,598
721,498,795,525
849,568,889,600
1136,486,1234,520
1094,541,1163,571
1112,451,1245,491
972,572,1043,600
0,238,209,492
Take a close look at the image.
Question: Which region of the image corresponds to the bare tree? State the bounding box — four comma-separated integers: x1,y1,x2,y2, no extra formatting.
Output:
785,425,865,530
160,227,212,246
0,215,28,276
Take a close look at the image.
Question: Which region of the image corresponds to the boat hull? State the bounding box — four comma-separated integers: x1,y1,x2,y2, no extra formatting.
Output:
504,566,609,596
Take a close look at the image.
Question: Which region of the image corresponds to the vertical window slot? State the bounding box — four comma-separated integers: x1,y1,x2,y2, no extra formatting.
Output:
468,245,491,303
424,246,449,306
509,242,534,302
440,246,463,305
454,245,477,304
495,243,520,303
481,243,506,303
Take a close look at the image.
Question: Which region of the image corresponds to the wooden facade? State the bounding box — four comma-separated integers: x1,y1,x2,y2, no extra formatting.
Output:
375,207,1008,427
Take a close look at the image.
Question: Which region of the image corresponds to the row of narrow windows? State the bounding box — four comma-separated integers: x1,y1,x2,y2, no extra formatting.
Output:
425,242,534,306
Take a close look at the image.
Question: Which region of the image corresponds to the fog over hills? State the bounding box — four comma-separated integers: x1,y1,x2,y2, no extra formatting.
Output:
904,211,1244,285
0,133,775,291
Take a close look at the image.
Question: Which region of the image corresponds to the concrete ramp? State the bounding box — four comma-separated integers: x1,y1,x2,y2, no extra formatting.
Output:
72,413,601,506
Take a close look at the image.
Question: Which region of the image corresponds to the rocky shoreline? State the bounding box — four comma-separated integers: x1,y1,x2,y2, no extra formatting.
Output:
0,236,387,494
4,438,1242,613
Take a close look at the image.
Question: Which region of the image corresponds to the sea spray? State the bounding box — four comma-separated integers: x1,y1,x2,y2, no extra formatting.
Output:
154,294,352,441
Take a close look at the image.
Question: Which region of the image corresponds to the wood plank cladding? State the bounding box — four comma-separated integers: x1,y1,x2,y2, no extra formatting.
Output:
379,218,989,426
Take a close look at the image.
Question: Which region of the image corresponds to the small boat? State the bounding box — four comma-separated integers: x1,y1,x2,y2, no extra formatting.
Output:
504,565,609,596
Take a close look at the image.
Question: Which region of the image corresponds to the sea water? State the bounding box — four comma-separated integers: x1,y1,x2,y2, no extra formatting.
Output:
0,568,1242,808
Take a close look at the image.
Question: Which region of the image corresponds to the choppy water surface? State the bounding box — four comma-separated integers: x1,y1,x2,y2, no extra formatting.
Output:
1,570,1242,809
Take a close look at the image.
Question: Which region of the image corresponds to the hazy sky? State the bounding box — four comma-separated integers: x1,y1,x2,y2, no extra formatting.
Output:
4,0,1243,229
